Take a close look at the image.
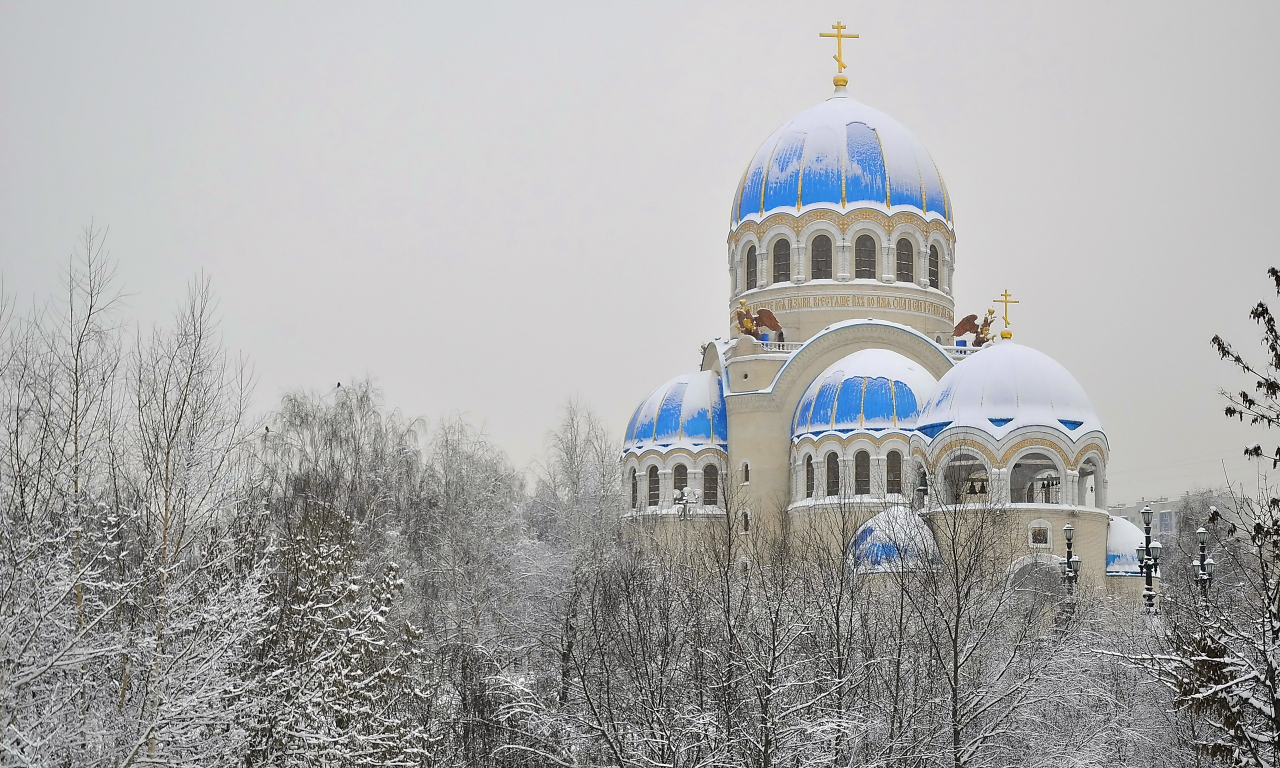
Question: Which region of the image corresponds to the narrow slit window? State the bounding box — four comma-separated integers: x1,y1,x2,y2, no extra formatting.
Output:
630,468,638,508
745,246,757,290
854,235,876,279
811,235,832,280
647,466,659,507
673,463,687,492
805,456,815,498
703,465,719,507
928,245,940,289
825,452,840,497
772,240,791,283
854,451,871,495
896,239,914,283
887,450,903,495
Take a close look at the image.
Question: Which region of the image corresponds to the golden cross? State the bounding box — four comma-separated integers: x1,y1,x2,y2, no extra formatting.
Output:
993,289,1019,339
818,21,859,74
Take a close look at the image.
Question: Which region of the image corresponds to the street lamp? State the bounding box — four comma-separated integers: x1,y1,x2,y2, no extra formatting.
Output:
1196,526,1214,597
1137,505,1163,613
1060,523,1079,593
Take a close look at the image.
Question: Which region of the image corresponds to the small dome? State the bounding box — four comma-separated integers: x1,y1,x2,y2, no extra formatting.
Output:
848,506,938,573
623,371,727,454
914,342,1102,440
1107,516,1145,576
732,85,951,226
793,348,937,437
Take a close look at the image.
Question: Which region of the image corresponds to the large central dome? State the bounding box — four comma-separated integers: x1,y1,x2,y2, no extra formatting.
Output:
731,81,951,226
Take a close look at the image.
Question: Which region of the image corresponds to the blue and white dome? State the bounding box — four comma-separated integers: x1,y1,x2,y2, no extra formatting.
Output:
623,371,727,454
914,342,1102,440
732,83,951,226
1106,516,1145,576
849,506,938,573
793,349,937,437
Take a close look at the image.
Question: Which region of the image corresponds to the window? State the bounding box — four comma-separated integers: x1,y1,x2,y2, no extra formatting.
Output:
703,465,719,506
854,451,870,495
854,235,876,279
805,456,815,498
886,450,903,495
745,246,757,290
673,463,687,492
1031,527,1049,545
647,466,659,507
742,463,750,483
811,234,832,280
825,452,840,497
896,239,914,283
928,245,940,288
630,468,638,509
772,240,791,283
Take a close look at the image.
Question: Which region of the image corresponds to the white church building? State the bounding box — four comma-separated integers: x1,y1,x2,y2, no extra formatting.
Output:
616,31,1152,598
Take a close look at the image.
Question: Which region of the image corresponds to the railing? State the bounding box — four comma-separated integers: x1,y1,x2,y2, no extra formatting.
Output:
758,340,804,353
940,345,975,361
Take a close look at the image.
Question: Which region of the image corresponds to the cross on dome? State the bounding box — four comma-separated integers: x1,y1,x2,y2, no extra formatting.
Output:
818,21,859,79
994,290,1020,340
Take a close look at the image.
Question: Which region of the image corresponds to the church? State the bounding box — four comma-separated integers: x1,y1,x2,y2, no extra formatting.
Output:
617,25,1153,600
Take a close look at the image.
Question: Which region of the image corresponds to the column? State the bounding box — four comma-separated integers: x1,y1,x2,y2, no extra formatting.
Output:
1064,470,1080,506
989,468,1011,505
659,469,673,509
690,467,704,508
836,238,851,281
839,457,854,497
881,243,894,283
792,241,807,283
871,455,887,497
917,245,930,288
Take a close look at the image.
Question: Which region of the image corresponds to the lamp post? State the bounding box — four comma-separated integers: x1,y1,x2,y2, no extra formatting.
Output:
1059,523,1080,594
1195,526,1215,597
1136,504,1163,613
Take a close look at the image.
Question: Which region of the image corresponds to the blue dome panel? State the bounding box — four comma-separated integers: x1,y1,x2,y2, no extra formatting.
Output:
738,145,771,221
807,373,843,431
623,372,728,455
863,377,896,424
800,125,843,207
832,376,865,426
892,381,919,422
845,123,887,205
762,132,805,213
654,381,688,442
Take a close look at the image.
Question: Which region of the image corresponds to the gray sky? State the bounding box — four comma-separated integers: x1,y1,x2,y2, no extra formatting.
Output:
2,1,1278,503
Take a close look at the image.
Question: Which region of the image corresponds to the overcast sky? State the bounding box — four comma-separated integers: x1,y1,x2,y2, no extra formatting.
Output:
2,1,1278,504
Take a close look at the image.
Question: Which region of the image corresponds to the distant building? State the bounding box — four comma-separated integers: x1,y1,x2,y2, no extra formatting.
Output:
1108,498,1179,538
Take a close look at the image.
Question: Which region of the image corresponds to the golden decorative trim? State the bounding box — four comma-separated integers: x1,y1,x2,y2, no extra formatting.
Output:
790,431,911,452
623,445,728,463
740,293,954,323
1068,443,1107,471
998,437,1070,469
729,209,954,247
932,438,999,468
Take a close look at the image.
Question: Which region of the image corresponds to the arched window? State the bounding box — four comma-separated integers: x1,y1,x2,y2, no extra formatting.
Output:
745,246,757,290
811,234,832,280
854,450,871,495
805,455,815,498
886,450,903,495
647,466,659,507
772,240,791,283
703,465,719,507
854,235,876,279
742,463,750,483
673,463,688,492
825,452,841,497
896,239,914,283
928,245,940,289
630,468,638,509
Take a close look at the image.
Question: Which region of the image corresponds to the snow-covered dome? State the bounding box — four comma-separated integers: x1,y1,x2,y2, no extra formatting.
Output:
848,506,938,573
1106,516,1145,576
732,82,951,226
914,342,1102,440
793,348,937,437
623,371,727,454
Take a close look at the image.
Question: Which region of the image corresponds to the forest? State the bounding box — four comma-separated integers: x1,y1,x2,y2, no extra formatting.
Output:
5,231,1280,768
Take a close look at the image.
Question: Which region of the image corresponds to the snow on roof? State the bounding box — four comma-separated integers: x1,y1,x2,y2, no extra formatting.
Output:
848,505,938,574
1107,516,1145,576
913,341,1103,441
733,82,951,226
793,348,937,437
622,371,728,456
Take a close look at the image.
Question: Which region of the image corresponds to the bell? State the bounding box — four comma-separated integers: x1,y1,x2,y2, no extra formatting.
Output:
967,480,978,495
977,481,988,495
